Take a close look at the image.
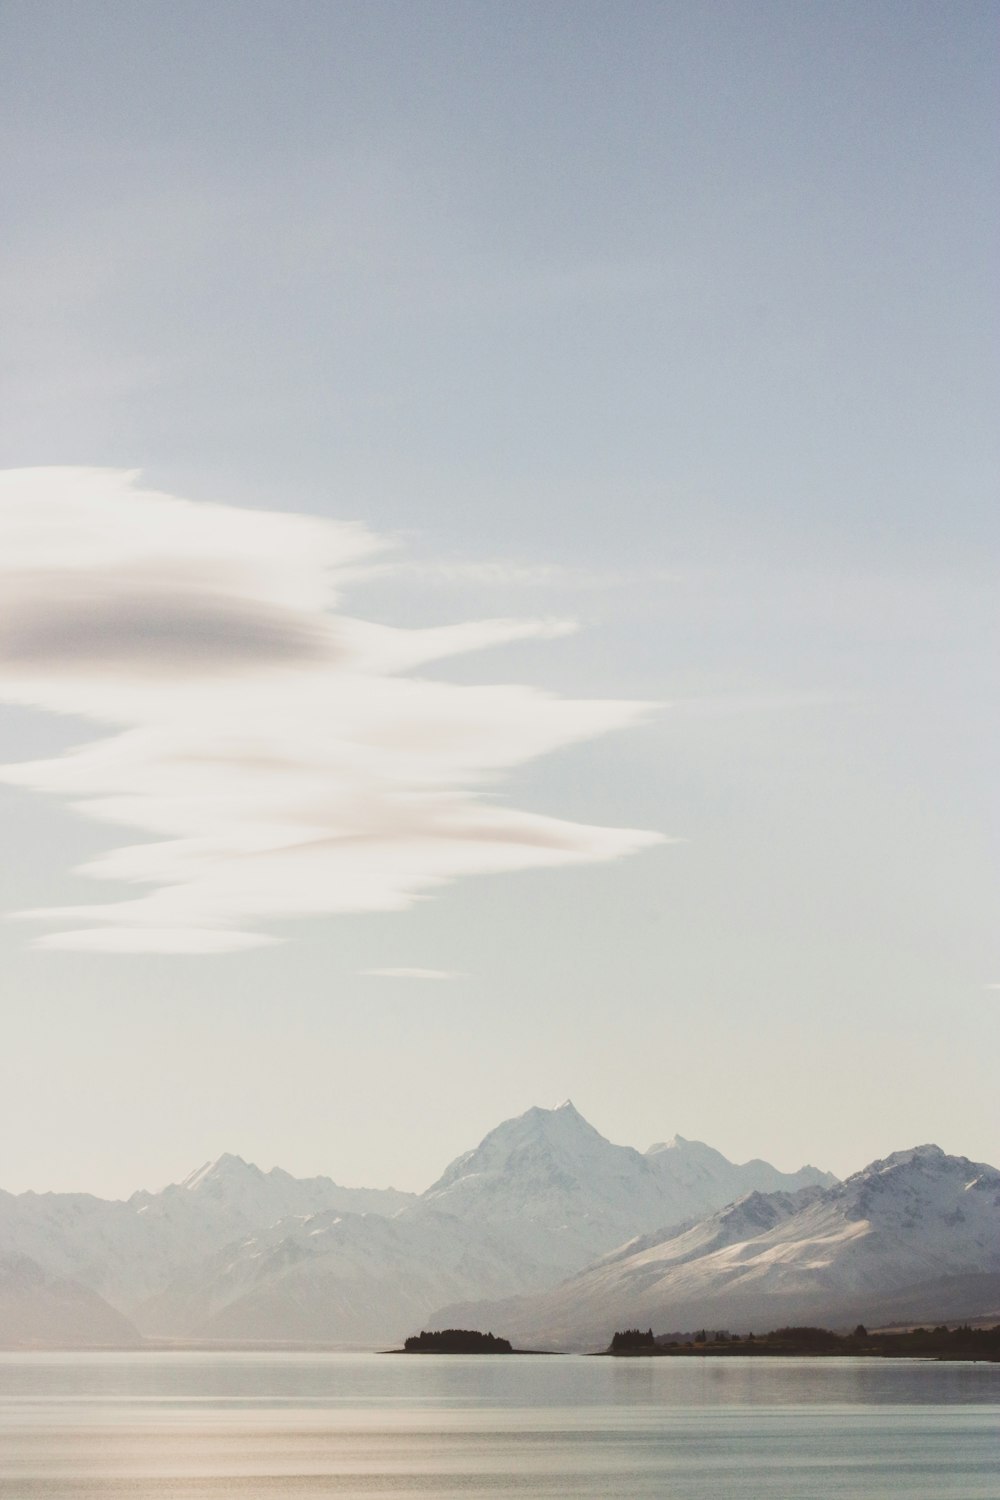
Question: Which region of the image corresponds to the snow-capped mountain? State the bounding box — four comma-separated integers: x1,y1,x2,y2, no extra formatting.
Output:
646,1135,833,1207
422,1101,833,1274
0,1103,843,1346
119,1104,838,1344
169,1154,415,1221
0,1155,416,1315
437,1145,1000,1349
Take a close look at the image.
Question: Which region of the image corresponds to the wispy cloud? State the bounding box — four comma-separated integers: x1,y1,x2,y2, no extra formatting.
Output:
0,468,663,953
361,968,465,981
391,559,629,589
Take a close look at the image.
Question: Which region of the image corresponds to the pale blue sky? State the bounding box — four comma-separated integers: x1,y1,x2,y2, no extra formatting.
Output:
0,0,997,1196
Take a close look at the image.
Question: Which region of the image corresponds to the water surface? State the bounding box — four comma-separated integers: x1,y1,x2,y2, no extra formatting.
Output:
1,1351,996,1498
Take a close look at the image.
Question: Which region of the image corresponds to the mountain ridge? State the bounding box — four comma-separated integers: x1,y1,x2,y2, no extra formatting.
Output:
435,1144,1000,1349
23,1103,980,1352
130,1107,837,1345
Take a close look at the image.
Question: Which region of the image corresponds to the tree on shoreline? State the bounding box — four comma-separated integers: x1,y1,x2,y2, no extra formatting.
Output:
609,1328,656,1351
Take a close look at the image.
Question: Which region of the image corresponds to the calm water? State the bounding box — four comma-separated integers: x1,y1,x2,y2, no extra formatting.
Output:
0,1352,997,1499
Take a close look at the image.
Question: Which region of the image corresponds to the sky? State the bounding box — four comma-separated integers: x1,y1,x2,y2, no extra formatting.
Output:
0,0,997,1198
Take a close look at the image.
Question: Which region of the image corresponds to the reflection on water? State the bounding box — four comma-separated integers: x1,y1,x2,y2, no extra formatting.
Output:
1,1352,997,1499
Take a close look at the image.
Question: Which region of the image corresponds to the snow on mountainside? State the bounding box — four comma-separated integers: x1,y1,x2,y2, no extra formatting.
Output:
438,1145,1000,1349
594,1185,827,1274
0,1156,416,1316
0,1103,842,1346
137,1206,548,1346
122,1105,840,1345
169,1154,414,1220
422,1101,832,1274
646,1135,835,1203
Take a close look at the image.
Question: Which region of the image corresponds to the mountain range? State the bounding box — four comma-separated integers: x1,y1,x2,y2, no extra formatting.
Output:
2,1104,995,1349
439,1145,1000,1349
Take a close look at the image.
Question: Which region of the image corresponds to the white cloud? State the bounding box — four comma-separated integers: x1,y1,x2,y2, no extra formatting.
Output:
361,968,465,981
0,469,663,953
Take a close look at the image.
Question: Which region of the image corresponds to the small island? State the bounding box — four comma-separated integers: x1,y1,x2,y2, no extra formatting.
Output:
402,1328,513,1354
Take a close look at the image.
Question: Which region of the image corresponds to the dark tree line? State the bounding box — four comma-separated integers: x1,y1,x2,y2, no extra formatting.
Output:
609,1328,656,1351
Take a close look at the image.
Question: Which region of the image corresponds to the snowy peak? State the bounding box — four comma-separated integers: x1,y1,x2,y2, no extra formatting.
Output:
420,1104,664,1272
427,1102,641,1194
178,1154,263,1194
827,1144,1000,1231
852,1143,949,1180
156,1155,416,1221
419,1104,838,1281
643,1132,835,1213
645,1136,735,1174
843,1142,994,1196
646,1134,835,1187
425,1100,620,1197
646,1133,701,1153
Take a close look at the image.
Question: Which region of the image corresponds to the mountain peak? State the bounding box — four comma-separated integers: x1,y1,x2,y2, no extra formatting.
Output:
879,1144,946,1169
645,1134,724,1161
646,1134,691,1153
422,1101,637,1223
180,1154,263,1192
499,1101,604,1143
829,1145,1000,1231
848,1144,951,1187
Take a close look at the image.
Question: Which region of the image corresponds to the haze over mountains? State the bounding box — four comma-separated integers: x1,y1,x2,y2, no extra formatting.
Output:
2,1104,995,1349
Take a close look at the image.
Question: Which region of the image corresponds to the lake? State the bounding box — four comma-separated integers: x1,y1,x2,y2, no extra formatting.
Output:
0,1351,997,1498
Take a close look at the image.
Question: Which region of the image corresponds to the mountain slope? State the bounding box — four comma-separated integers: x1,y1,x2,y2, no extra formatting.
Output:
0,1254,141,1347
0,1106,841,1346
137,1205,549,1345
421,1101,832,1274
438,1145,1000,1348
0,1155,416,1312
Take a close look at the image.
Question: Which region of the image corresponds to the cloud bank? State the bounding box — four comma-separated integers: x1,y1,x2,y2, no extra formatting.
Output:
0,469,663,953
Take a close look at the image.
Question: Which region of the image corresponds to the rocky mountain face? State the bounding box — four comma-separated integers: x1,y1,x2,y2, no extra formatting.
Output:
436,1145,1000,1350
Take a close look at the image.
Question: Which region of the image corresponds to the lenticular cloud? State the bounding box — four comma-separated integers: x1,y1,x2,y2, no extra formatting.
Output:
0,468,662,953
